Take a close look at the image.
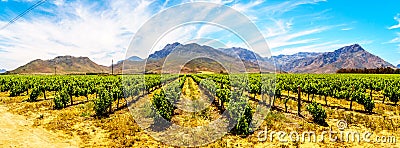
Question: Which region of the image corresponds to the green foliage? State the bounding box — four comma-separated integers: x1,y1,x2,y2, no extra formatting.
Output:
216,89,231,105
164,80,182,104
9,82,28,97
226,92,254,135
28,86,41,102
385,86,400,105
307,101,327,124
53,93,64,109
152,90,174,121
94,87,113,116
54,87,71,109
363,95,375,113
233,103,253,135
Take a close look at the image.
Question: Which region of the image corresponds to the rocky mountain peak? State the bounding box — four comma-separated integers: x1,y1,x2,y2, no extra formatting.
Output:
220,47,263,62
336,44,364,53
148,42,181,60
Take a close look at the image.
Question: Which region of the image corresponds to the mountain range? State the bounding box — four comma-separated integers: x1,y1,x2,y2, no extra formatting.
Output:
267,44,394,73
6,43,397,74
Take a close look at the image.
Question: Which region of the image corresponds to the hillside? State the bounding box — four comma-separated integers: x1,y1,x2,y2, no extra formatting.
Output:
267,52,323,72
220,47,264,62
281,44,394,73
9,56,110,74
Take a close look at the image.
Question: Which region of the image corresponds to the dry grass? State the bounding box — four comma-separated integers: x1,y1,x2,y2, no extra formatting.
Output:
1,87,400,147
173,76,220,127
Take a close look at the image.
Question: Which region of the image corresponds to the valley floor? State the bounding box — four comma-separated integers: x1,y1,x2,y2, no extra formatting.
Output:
0,105,78,148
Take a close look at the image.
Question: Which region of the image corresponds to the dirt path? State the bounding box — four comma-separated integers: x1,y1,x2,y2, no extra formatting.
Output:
0,106,79,148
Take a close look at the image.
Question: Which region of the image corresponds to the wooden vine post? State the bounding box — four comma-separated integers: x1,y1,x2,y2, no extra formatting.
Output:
298,85,301,117
350,85,354,110
383,83,387,104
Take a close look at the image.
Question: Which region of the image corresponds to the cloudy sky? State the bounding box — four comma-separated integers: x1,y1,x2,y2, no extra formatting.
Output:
0,0,400,70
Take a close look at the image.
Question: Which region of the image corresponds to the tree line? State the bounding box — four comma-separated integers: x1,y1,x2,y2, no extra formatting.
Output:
337,67,400,74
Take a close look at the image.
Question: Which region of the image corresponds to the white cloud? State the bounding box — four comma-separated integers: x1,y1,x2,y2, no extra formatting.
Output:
263,19,292,38
272,41,351,56
341,28,352,31
215,0,263,22
152,25,198,53
53,0,64,6
386,33,400,44
0,0,333,70
266,26,330,49
272,40,374,56
388,37,400,44
386,33,400,56
231,0,264,14
258,0,326,16
189,0,234,5
0,0,155,69
389,14,400,30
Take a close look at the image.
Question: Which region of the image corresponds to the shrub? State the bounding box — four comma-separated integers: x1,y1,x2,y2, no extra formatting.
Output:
53,88,70,109
94,87,112,116
152,90,174,121
307,101,327,124
363,95,374,113
29,86,41,102
233,103,253,135
59,88,71,107
227,94,254,135
9,84,25,97
216,89,231,105
53,93,64,109
389,90,400,105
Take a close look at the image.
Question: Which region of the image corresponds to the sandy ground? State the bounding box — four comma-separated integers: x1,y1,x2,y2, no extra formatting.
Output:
0,105,79,148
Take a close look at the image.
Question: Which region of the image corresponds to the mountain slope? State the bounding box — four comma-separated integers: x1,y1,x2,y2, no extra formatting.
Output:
287,44,394,73
148,42,181,60
268,52,323,72
9,56,109,74
117,56,143,64
220,47,264,62
118,43,273,74
127,56,143,61
159,43,260,73
124,56,143,62
397,64,400,69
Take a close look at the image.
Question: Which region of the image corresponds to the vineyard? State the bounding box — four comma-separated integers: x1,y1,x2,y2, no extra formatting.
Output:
1,74,400,147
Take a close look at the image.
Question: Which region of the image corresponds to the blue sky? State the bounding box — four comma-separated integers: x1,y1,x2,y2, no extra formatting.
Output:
0,0,400,70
